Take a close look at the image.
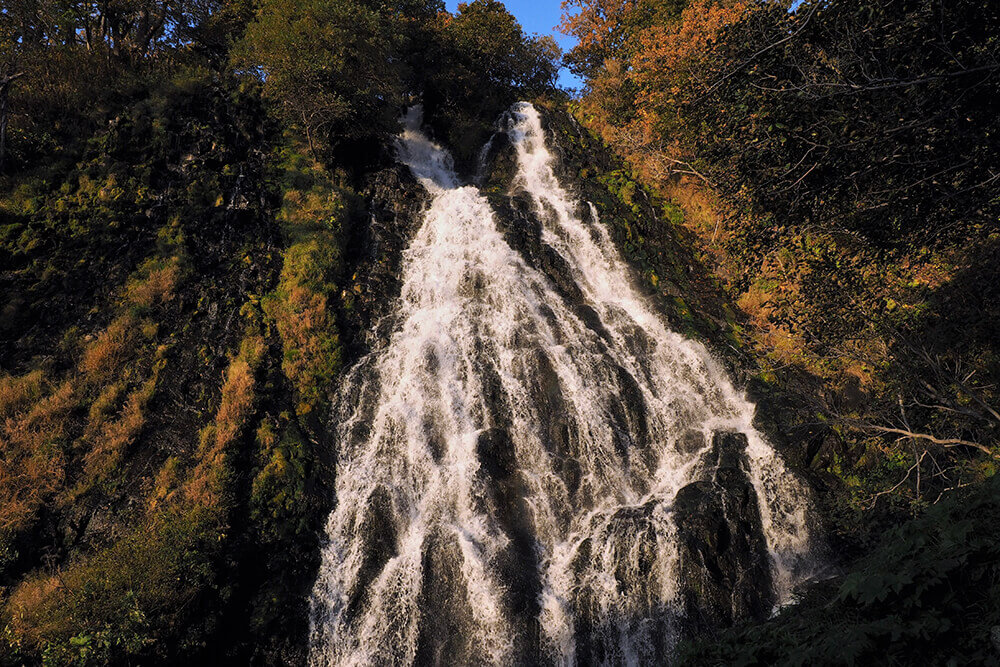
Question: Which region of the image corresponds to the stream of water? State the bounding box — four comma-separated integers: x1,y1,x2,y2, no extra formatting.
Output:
307,103,818,666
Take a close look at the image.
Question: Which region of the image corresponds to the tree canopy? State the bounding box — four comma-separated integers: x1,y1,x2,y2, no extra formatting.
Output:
561,0,1000,245
1,0,560,174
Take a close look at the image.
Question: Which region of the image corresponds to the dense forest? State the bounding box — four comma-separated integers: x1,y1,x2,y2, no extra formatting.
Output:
0,0,998,664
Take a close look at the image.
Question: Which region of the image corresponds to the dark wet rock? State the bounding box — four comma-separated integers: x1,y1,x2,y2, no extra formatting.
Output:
678,429,707,455
613,364,650,451
422,416,446,463
488,191,616,348
415,531,481,665
477,427,518,480
474,428,540,661
574,303,611,341
340,165,428,358
711,430,750,471
346,487,398,620
528,350,574,459
537,244,586,306
572,501,673,665
673,431,774,632
478,131,517,193
472,348,512,431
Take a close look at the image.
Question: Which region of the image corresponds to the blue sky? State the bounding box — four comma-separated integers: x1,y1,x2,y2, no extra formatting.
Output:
444,0,583,89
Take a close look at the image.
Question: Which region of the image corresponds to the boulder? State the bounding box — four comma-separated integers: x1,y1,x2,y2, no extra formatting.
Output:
673,431,774,632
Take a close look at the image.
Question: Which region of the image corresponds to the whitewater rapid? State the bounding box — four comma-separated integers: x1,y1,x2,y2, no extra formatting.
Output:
307,103,818,666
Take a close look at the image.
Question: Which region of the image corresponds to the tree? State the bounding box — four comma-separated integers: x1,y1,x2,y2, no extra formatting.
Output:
0,0,36,172
559,0,689,78
418,0,560,165
234,0,409,159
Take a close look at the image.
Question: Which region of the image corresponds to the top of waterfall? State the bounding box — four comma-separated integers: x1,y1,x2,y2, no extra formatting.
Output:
396,105,460,192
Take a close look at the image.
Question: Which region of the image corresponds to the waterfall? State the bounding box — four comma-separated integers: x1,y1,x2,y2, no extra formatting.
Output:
308,103,819,666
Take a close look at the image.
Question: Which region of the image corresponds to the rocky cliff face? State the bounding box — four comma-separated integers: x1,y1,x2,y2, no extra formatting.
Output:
674,431,774,632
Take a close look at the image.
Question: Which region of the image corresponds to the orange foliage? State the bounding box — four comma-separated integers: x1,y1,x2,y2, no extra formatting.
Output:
571,0,749,193
0,380,76,536
184,333,265,507
560,0,639,60
632,0,749,117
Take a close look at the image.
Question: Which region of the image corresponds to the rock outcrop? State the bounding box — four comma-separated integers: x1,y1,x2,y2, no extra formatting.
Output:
673,431,774,632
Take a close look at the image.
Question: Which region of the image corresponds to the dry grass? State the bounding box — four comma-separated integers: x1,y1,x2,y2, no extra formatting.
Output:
184,333,265,507
124,257,181,309
149,456,182,510
265,153,346,415
1,248,183,543
78,375,158,491
0,380,76,535
78,315,138,380
0,370,45,420
86,381,125,426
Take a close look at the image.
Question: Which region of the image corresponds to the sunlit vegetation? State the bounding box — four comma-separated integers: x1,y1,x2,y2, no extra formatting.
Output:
1,0,560,662
560,0,999,659
263,146,347,416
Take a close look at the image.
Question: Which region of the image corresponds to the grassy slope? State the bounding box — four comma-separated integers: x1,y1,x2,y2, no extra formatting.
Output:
0,65,356,664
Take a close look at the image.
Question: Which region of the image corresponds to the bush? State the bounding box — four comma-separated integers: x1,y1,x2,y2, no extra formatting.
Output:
678,475,1000,665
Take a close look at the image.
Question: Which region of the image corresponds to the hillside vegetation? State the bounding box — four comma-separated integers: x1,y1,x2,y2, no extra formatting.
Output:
560,0,999,661
0,1,557,663
1,0,998,662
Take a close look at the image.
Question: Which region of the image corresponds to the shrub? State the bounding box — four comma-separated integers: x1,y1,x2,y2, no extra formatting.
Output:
2,506,220,665
677,475,1000,665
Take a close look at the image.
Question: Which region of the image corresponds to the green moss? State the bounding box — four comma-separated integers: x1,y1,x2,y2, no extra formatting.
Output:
263,142,349,416
250,420,311,543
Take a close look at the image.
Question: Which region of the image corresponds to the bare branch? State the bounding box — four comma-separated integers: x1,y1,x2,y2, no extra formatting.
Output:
694,1,820,104
848,421,995,457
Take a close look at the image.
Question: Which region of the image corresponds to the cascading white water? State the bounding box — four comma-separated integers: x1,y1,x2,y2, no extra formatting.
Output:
308,103,818,666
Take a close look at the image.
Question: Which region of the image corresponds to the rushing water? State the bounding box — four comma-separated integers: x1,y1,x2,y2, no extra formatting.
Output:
308,103,818,666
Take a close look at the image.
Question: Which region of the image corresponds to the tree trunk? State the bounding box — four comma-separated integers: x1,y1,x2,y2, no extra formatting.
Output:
0,73,24,173
1,80,12,173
